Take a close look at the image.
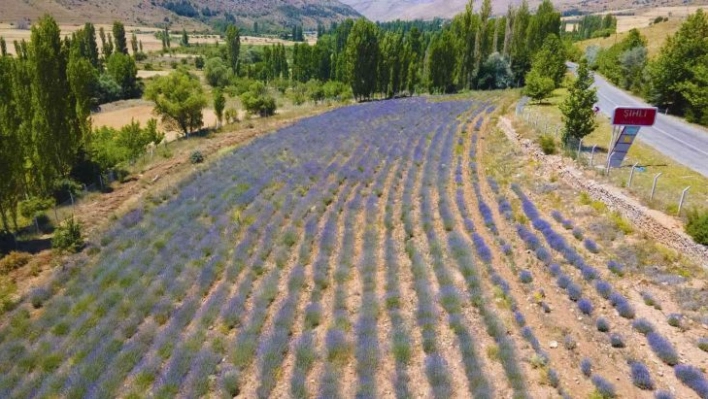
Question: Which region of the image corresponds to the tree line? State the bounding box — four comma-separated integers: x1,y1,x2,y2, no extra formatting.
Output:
0,17,145,232
240,0,566,99
588,9,708,126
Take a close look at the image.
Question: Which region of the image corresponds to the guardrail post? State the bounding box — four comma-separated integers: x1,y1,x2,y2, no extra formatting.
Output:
628,162,639,187
651,173,662,200
606,151,615,175
577,138,583,161
678,186,690,216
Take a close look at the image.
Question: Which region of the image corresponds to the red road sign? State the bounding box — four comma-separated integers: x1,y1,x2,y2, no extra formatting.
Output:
612,107,658,126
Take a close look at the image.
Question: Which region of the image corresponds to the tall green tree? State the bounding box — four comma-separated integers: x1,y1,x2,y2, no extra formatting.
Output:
29,15,82,193
0,56,24,231
112,21,128,55
648,9,708,123
145,69,207,136
531,34,567,87
214,89,225,127
130,32,139,55
426,30,457,93
560,59,597,145
509,0,531,84
181,29,189,47
225,25,241,75
524,68,554,103
106,52,139,98
345,19,380,100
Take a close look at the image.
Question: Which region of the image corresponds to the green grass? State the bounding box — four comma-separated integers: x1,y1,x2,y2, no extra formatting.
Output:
516,87,708,219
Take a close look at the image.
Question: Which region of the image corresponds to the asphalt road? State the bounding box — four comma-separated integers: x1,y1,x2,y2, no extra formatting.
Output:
568,63,708,177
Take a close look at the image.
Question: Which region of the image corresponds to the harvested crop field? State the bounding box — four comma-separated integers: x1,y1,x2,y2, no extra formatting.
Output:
1,97,707,398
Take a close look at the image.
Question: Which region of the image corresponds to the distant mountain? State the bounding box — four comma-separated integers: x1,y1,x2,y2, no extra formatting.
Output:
338,0,526,21
339,0,708,22
0,0,362,30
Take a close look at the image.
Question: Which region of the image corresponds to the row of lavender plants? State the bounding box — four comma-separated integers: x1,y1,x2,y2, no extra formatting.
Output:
0,98,472,398
463,126,571,398
508,184,708,397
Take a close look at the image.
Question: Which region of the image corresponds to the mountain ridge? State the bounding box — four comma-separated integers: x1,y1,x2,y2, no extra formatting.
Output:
0,0,362,30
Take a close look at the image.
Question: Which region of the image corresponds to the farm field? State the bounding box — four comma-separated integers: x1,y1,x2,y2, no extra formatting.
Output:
1,96,707,398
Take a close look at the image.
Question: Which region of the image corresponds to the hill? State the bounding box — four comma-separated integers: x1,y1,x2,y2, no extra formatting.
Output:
0,0,362,31
340,0,708,21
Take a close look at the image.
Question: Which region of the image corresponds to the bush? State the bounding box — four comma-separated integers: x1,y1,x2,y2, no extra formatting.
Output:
654,391,674,399
547,368,560,388
595,280,612,299
539,134,557,155
674,364,708,398
577,298,593,315
698,337,708,352
610,333,625,348
596,317,610,332
567,283,582,302
591,375,616,398
581,358,592,377
548,263,561,276
607,260,624,276
190,151,204,164
563,335,577,350
632,318,655,335
557,275,571,289
647,332,679,365
584,239,600,253
667,313,682,328
52,218,83,253
29,287,51,309
686,209,708,245
519,270,533,284
0,275,17,314
641,291,661,310
630,361,654,390
0,251,32,274
572,227,583,240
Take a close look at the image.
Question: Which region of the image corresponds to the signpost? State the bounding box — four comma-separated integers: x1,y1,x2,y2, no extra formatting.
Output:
606,107,658,173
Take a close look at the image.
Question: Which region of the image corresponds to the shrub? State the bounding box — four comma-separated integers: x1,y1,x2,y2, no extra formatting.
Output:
519,270,533,284
539,134,557,155
654,391,674,399
190,151,204,164
647,332,679,365
0,251,32,274
610,333,625,348
572,227,583,240
551,210,564,223
698,337,708,352
0,276,17,314
567,283,582,302
674,364,708,398
584,239,600,254
581,266,598,281
535,247,552,264
52,217,83,253
596,317,610,332
581,358,592,377
29,287,51,309
607,260,624,276
547,368,560,388
563,335,577,350
548,263,561,276
629,361,654,390
595,280,612,299
591,375,616,398
562,219,574,230
577,298,593,315
686,208,708,246
632,318,655,335
557,275,571,289
667,313,682,328
513,311,526,327
641,291,661,310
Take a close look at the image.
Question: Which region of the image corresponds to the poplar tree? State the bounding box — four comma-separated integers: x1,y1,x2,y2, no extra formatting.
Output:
112,21,128,55
131,32,139,55
30,16,81,193
560,59,597,145
214,89,225,127
345,19,379,100
225,25,241,74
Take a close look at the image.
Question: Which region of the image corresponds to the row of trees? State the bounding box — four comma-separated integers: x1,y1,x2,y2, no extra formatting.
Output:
231,0,566,100
589,10,708,125
0,17,144,232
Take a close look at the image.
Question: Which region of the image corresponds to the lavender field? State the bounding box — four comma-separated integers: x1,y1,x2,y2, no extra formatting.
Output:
1,96,707,398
